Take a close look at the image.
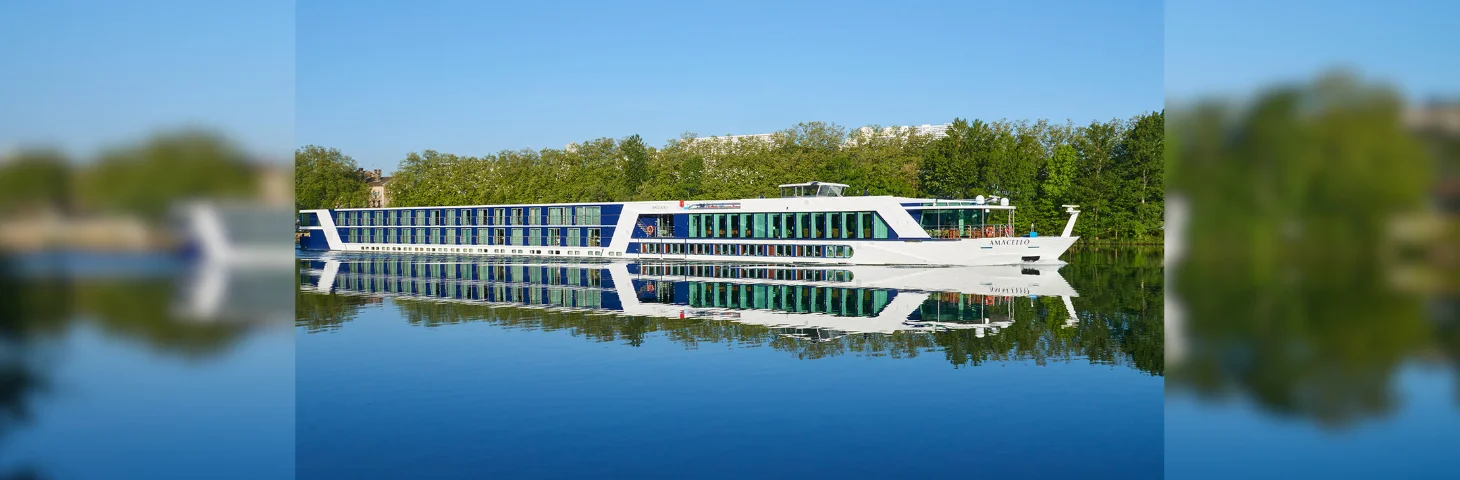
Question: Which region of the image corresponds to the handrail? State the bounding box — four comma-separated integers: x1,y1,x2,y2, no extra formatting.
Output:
923,223,1018,239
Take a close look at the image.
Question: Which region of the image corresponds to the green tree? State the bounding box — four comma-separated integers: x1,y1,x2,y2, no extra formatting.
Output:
295,145,370,211
621,134,651,196
80,130,258,219
0,149,72,214
1112,111,1164,240
1038,144,1079,233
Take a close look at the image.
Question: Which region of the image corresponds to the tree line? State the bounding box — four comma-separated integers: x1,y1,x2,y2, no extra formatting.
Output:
297,112,1164,242
0,130,263,221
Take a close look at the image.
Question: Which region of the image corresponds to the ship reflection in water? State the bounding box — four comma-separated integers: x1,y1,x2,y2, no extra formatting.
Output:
295,248,1163,478
296,252,1156,372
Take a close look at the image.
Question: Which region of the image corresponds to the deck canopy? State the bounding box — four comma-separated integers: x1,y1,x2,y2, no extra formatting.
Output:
779,181,848,198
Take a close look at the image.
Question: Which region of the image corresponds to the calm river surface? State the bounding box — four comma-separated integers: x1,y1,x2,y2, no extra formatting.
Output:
295,247,1164,479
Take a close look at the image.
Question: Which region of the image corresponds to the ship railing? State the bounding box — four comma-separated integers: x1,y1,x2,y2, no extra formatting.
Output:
924,223,1019,239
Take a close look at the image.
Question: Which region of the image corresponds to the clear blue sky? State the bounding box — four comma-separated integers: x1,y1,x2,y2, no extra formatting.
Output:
0,0,295,162
4,1,1453,170
296,0,1165,171
1166,0,1458,102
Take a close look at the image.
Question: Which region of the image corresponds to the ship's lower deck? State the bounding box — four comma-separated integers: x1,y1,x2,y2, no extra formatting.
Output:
300,232,1079,266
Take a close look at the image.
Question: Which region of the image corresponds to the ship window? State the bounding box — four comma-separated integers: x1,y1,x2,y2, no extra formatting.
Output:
588,228,601,247
689,215,700,238
873,214,890,239
548,208,563,225
548,228,560,246
752,214,766,238
811,213,823,238
511,208,523,225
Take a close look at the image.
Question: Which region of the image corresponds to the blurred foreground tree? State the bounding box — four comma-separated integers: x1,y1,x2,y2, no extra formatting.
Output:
0,149,72,215
1169,70,1434,428
78,130,258,219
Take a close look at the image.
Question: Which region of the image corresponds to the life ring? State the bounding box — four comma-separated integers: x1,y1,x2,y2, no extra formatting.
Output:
645,225,655,236
646,283,655,293
983,296,995,305
984,226,995,237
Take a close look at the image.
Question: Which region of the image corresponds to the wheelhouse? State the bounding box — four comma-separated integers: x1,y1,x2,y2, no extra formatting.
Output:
779,181,848,198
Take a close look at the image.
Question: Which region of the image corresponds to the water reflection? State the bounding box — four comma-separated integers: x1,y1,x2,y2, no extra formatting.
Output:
1166,72,1458,431
0,250,293,479
297,251,1164,375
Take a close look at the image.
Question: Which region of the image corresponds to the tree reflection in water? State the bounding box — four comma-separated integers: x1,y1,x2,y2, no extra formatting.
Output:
0,253,263,480
1168,71,1456,429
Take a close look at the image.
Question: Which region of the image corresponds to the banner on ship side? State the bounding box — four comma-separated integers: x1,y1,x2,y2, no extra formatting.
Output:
683,202,742,210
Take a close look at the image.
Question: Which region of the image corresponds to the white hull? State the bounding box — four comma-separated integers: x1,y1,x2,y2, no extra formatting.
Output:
317,235,1079,267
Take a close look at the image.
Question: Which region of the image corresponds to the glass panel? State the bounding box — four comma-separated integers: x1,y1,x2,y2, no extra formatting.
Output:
873,214,889,239
753,213,765,239
689,215,700,238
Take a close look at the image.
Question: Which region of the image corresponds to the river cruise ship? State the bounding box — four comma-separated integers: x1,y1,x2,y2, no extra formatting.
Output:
297,182,1081,266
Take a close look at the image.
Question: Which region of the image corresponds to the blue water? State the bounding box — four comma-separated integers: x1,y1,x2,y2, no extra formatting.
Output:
0,324,295,479
0,253,295,479
1166,366,1460,479
295,250,1165,479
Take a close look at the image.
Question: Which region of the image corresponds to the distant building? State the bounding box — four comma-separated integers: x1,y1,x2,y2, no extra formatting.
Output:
1405,102,1460,214
357,168,393,207
254,163,291,208
683,123,952,152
